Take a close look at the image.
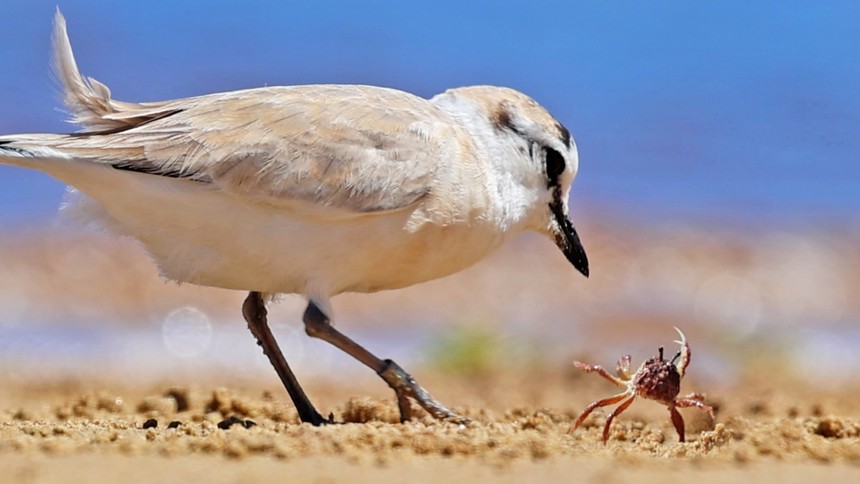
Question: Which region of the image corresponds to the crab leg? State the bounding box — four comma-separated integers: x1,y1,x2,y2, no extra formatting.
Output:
573,362,628,387
569,390,632,434
676,395,716,420
668,404,687,442
602,395,636,444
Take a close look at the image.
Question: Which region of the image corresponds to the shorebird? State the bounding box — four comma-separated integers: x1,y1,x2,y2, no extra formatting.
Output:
0,11,589,424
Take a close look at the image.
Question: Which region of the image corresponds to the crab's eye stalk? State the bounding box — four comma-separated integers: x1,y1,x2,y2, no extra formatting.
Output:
545,147,566,187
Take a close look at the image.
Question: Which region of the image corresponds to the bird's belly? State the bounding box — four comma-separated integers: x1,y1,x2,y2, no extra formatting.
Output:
157,210,503,297
59,163,505,297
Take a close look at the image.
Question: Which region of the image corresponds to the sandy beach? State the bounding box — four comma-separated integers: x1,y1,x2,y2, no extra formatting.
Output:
1,368,859,483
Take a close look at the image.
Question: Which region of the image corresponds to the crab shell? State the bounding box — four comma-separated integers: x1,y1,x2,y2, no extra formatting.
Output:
631,356,681,405
630,327,691,405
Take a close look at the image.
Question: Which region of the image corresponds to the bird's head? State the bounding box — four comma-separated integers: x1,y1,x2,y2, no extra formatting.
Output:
434,86,588,278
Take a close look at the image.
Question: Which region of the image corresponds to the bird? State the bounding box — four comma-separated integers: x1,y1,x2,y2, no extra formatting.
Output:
0,11,589,425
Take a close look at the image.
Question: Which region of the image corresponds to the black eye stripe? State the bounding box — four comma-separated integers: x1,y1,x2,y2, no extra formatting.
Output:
545,147,565,187
555,123,571,149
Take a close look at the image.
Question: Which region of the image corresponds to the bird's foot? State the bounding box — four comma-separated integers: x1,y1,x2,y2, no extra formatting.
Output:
299,407,335,426
378,359,469,424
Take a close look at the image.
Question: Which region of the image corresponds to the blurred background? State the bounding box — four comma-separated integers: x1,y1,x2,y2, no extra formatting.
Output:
0,1,858,393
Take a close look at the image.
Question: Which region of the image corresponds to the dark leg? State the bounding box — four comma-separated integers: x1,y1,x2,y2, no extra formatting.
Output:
302,301,467,423
242,291,329,425
668,404,686,442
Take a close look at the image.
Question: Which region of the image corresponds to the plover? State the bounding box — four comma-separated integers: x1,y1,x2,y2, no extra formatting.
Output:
0,11,589,424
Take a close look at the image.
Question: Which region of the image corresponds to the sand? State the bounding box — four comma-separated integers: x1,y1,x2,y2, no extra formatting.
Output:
2,368,859,484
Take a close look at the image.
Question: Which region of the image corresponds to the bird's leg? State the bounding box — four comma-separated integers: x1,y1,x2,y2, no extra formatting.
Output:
242,291,329,425
302,301,467,424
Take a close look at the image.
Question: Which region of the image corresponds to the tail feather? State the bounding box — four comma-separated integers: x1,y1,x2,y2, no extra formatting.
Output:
52,9,173,133
0,139,30,165
0,135,72,168
2,11,182,169
52,9,126,132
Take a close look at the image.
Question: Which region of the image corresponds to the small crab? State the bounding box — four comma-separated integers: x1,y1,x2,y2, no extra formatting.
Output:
569,327,715,443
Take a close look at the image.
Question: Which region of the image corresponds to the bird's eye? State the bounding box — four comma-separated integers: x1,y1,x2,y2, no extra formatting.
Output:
545,147,566,187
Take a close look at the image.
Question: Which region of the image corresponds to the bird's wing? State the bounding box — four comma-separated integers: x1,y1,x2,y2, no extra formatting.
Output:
48,85,468,215
43,11,469,216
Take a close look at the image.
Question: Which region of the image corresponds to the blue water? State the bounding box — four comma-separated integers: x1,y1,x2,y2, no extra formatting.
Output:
1,1,858,227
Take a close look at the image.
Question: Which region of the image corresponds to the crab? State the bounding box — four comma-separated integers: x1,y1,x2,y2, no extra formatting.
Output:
569,327,715,443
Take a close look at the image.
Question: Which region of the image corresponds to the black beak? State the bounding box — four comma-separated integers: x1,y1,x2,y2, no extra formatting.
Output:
550,200,589,277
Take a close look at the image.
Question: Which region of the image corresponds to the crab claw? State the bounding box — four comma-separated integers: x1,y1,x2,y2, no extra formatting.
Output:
616,354,633,380
673,326,691,379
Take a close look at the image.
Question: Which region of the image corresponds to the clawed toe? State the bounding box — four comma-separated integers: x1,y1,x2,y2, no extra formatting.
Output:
378,359,469,424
